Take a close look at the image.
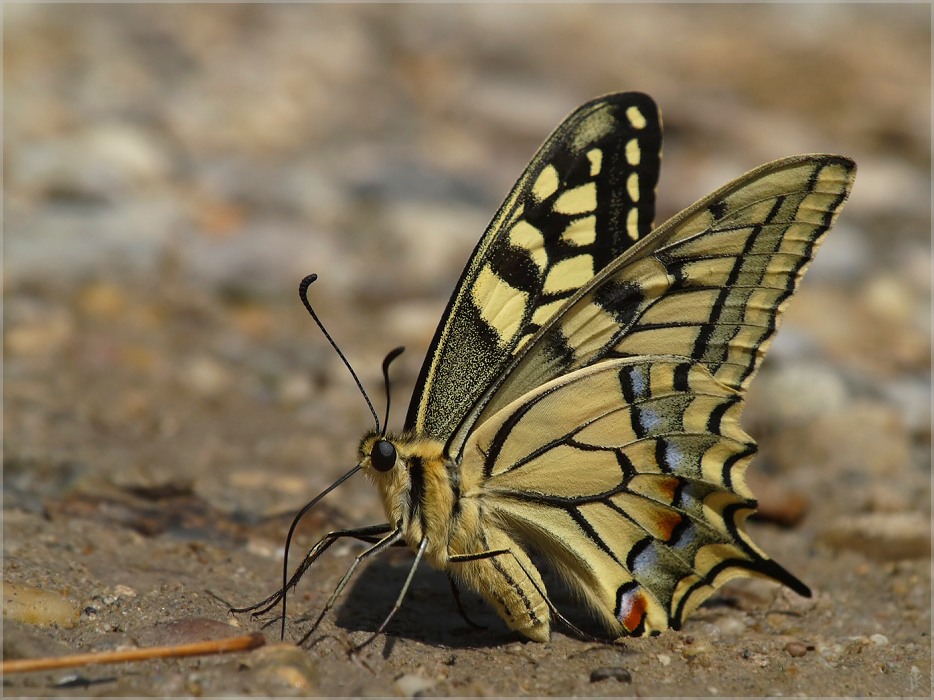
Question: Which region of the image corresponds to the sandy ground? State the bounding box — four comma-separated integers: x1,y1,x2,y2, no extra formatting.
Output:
3,4,931,697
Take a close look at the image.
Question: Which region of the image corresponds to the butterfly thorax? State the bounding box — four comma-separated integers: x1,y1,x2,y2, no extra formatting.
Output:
358,431,457,566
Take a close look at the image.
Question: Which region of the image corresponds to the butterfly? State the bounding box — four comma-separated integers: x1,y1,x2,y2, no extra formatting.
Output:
234,92,856,645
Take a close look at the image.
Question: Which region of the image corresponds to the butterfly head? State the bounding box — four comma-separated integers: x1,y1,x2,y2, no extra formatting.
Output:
358,430,449,536
359,430,408,528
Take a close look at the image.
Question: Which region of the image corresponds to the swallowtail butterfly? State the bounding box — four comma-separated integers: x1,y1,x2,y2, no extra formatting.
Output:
235,92,856,644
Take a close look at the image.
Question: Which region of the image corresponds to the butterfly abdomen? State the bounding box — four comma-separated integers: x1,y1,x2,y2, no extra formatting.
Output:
448,506,551,642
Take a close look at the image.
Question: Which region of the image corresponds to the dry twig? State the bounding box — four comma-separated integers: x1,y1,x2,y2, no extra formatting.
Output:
1,632,266,674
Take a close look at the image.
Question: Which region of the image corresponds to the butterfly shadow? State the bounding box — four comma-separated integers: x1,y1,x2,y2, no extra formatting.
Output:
312,550,607,651
326,555,507,650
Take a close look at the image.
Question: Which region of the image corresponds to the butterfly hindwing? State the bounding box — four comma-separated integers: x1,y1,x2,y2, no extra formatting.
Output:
405,93,662,453
461,356,809,636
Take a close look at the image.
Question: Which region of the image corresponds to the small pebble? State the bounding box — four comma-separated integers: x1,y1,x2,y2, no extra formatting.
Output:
711,615,748,636
784,641,809,658
249,643,318,693
181,355,231,398
746,472,809,526
133,617,243,647
749,362,849,425
746,652,769,668
589,667,632,683
863,274,917,326
276,372,313,406
817,642,845,666
4,309,74,358
112,584,137,598
394,673,436,697
821,512,931,560
681,641,712,657
656,653,671,666
869,633,889,646
2,580,81,628
77,281,126,318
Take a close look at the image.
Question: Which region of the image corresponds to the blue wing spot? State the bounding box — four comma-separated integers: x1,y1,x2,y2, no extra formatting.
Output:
619,363,649,404
637,406,663,434
669,520,695,549
665,440,685,473
633,540,659,573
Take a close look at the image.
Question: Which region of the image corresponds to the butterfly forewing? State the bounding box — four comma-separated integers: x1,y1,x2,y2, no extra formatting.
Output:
405,93,662,454
471,155,856,429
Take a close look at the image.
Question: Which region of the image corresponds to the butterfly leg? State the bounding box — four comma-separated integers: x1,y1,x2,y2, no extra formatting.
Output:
297,527,404,646
350,537,429,653
449,548,623,645
448,575,487,630
230,523,396,618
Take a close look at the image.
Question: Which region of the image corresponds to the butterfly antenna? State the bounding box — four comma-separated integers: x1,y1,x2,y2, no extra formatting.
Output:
299,274,380,431
380,347,405,436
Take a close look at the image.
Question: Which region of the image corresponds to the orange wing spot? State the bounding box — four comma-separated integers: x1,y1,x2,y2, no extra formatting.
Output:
653,475,682,503
654,509,683,542
618,587,648,633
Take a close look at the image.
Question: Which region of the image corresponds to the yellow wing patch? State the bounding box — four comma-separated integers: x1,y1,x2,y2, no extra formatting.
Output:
472,265,528,347
553,182,598,215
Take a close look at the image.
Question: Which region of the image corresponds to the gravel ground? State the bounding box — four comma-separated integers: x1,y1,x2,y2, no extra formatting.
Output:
3,4,931,697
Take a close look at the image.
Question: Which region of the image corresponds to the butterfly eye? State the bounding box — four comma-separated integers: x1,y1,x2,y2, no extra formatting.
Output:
370,439,396,472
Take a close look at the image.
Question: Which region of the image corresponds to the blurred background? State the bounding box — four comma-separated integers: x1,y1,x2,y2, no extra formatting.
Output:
4,4,930,696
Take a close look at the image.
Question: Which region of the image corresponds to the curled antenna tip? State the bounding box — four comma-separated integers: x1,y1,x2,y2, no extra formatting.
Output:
383,346,405,371
298,273,380,431
380,346,405,435
299,273,318,295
